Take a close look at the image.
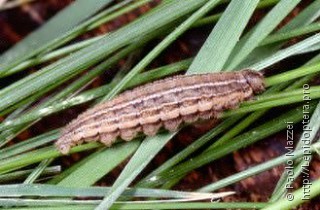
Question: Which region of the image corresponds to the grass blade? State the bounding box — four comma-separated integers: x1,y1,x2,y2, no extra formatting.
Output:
0,0,114,72
188,0,259,73
0,184,220,199
250,33,320,70
225,0,301,70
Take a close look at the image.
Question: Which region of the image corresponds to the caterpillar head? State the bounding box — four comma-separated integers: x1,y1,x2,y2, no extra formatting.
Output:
241,70,265,94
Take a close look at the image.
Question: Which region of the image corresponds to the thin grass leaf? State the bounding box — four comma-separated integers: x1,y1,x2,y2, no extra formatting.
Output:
193,0,280,28
0,184,217,199
250,33,320,70
238,0,320,68
23,158,54,184
297,42,320,54
225,0,301,70
188,0,259,73
0,143,102,174
95,133,176,209
260,22,320,46
246,87,320,106
0,167,60,183
0,201,268,210
280,0,320,30
0,0,114,73
0,130,59,160
39,0,159,56
2,36,102,78
265,61,320,87
0,194,235,207
87,0,153,31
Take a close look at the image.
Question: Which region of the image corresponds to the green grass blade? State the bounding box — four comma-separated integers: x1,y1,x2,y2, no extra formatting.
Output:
193,0,280,28
250,33,320,70
225,0,301,70
23,159,53,184
260,22,320,46
188,0,259,73
0,184,218,199
265,61,320,87
0,143,102,174
280,0,320,31
99,1,216,101
0,0,114,73
0,167,60,183
2,36,102,78
0,201,268,209
238,0,320,68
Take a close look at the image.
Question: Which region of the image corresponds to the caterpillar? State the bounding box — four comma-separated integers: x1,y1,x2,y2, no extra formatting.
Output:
56,70,265,154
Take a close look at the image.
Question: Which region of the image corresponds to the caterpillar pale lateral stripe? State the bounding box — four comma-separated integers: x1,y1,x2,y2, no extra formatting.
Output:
56,70,265,154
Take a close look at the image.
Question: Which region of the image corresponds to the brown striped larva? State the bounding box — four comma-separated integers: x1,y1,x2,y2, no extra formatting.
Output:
56,70,265,154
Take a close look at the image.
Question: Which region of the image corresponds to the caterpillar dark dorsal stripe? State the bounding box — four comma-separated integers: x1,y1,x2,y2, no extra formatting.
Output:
56,70,265,154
